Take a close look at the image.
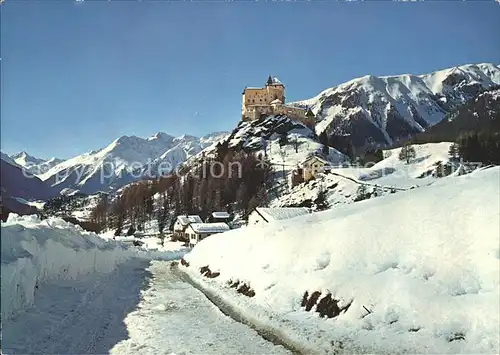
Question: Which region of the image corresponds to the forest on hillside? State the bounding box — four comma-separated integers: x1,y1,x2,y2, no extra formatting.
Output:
89,145,272,235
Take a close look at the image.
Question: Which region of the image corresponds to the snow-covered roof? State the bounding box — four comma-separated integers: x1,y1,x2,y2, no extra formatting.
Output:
270,99,282,105
189,222,230,234
212,211,230,219
254,207,310,222
301,155,330,167
271,77,283,85
177,215,203,226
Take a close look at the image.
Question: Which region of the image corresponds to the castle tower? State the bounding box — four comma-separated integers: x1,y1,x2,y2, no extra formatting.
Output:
265,75,285,104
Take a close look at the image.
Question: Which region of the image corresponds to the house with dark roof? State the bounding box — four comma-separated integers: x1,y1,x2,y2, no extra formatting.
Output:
205,211,232,223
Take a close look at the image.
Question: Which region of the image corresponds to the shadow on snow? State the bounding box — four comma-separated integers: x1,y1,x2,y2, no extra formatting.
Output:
1,258,153,355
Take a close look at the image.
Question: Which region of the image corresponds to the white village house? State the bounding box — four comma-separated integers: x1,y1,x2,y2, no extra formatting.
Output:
186,222,230,247
173,215,203,239
247,207,311,226
290,155,331,187
301,155,330,181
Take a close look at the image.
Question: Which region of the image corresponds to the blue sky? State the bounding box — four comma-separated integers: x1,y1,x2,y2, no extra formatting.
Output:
2,1,499,159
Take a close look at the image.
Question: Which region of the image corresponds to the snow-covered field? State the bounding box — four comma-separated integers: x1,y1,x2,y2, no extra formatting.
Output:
272,142,458,208
183,166,500,354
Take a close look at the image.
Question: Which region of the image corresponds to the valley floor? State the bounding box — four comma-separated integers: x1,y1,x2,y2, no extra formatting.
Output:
2,258,289,355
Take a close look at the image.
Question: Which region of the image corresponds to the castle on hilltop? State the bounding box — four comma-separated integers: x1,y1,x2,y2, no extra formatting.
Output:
241,76,315,128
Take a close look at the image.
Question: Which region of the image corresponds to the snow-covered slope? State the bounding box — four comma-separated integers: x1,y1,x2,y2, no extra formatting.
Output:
271,142,456,209
10,151,64,175
39,131,229,194
184,166,500,354
293,63,500,148
182,115,346,177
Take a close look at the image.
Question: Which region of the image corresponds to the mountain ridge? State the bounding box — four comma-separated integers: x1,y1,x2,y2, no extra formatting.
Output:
10,151,64,175
36,131,230,194
6,62,498,197
292,62,500,149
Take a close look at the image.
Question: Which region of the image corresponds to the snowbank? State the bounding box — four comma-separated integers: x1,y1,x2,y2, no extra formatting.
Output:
1,215,184,320
184,167,500,354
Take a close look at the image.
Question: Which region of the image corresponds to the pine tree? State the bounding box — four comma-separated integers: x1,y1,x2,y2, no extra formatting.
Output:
157,192,168,234
279,133,288,147
319,131,329,155
398,143,416,164
448,143,459,161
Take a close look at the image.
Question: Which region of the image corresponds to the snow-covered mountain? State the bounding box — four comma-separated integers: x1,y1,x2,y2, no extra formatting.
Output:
293,63,500,149
39,131,229,194
1,155,56,201
10,151,64,175
0,155,57,218
1,152,20,167
415,87,500,142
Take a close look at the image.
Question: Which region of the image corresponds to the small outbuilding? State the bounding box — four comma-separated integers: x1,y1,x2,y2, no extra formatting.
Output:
205,211,232,223
186,222,230,247
247,207,311,226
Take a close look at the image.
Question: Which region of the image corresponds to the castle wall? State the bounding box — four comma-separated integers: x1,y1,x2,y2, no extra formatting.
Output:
242,86,285,107
244,105,273,120
273,105,306,118
243,88,269,105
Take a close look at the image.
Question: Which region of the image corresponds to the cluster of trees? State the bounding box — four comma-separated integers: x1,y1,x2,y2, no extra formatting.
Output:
279,133,301,153
42,192,90,217
328,133,356,160
90,147,272,236
90,177,174,236
357,147,384,166
319,131,385,166
455,131,500,165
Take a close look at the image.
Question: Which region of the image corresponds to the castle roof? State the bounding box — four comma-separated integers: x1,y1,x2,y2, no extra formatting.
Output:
266,75,283,86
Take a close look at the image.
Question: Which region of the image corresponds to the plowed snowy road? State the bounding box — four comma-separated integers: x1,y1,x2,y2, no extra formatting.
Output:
2,258,290,355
